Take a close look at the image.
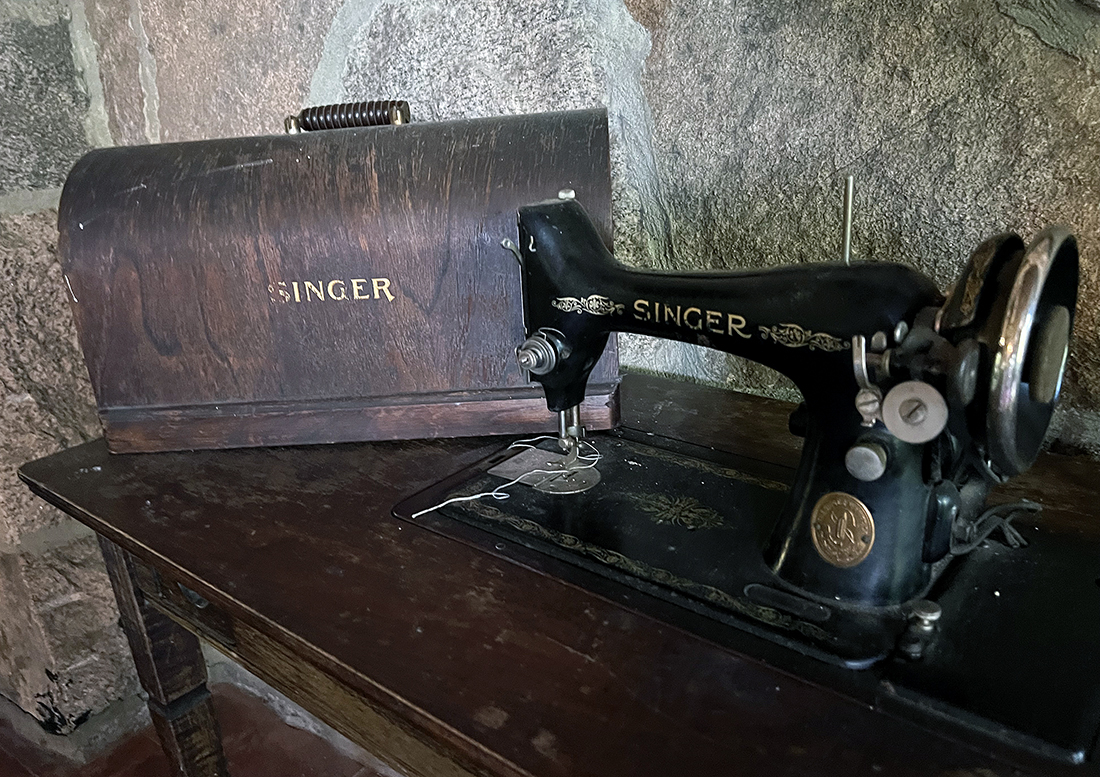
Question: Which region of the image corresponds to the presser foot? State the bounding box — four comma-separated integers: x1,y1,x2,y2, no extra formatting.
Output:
486,444,600,494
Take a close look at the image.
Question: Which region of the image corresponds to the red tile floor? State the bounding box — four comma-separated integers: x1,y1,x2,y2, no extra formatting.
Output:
0,684,386,777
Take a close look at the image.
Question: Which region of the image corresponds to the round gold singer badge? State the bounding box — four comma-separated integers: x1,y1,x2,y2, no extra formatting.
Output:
810,492,875,568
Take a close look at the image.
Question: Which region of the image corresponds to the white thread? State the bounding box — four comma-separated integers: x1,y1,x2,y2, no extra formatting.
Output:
410,438,601,519
506,434,558,450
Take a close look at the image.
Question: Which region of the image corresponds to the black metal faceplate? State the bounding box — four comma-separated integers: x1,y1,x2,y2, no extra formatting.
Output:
423,436,906,666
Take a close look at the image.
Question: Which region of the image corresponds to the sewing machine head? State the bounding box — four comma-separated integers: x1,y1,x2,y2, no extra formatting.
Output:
512,197,1078,620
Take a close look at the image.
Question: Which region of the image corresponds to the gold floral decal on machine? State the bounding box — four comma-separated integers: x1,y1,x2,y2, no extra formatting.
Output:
451,491,834,644
552,295,625,316
640,445,789,492
630,494,723,529
758,323,849,352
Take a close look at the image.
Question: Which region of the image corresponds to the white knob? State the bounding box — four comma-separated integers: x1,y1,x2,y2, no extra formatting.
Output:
845,442,888,481
881,381,949,444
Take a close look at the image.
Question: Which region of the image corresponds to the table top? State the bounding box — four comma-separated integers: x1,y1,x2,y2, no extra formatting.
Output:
19,374,1099,777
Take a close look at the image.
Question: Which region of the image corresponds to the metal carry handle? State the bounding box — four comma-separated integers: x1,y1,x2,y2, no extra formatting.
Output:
285,100,411,133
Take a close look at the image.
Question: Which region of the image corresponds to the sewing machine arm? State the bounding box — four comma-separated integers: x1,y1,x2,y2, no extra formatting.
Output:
514,198,1078,608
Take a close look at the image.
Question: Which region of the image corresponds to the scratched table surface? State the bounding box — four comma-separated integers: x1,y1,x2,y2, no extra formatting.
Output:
19,373,1100,777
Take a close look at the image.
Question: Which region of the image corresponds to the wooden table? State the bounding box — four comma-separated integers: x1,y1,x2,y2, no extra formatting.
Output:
18,374,1100,777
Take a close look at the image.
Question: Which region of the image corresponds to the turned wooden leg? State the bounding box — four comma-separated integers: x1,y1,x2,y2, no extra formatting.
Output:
99,536,230,777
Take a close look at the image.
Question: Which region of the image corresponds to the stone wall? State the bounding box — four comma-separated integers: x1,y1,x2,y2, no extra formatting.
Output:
2,0,1099,734
314,0,1100,447
0,0,136,733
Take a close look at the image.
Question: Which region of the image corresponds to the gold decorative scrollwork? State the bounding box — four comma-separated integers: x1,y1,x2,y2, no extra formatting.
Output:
636,444,789,492
758,323,849,352
448,485,833,644
630,494,723,529
959,248,993,317
552,294,625,316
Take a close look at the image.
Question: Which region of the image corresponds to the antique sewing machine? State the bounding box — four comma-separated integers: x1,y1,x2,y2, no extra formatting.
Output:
510,194,1078,631
48,100,1097,766
397,191,1099,765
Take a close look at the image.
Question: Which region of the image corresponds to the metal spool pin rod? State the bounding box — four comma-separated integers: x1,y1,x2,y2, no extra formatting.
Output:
842,175,854,266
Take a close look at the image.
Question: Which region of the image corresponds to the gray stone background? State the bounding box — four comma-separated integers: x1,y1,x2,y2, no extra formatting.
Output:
1,0,1099,741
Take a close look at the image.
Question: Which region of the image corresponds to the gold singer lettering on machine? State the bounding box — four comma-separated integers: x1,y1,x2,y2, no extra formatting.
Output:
632,299,751,339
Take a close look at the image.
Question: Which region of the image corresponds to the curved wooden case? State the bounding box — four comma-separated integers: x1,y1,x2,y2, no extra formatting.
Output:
58,109,618,453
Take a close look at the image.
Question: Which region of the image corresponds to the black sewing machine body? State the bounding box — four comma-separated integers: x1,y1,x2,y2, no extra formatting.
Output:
518,202,951,612
516,199,1077,614
397,195,1095,765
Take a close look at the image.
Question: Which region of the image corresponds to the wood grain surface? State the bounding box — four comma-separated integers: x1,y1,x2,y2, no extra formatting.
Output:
99,538,229,777
19,374,1097,777
58,109,618,453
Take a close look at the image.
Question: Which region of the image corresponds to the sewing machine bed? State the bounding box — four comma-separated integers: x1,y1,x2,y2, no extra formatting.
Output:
395,428,1100,766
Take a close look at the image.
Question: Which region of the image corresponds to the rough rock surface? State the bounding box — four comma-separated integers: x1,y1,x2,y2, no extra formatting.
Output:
85,0,345,144
0,2,90,195
0,208,125,734
630,0,1100,405
0,0,133,734
323,0,1100,413
81,0,144,146
0,209,100,546
0,529,137,735
326,0,664,272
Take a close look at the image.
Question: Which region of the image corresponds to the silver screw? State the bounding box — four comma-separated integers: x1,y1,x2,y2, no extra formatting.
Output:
899,398,927,425
856,390,881,417
893,320,909,344
910,600,942,630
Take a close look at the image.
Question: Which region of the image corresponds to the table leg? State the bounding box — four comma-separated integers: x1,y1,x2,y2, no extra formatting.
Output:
98,536,230,776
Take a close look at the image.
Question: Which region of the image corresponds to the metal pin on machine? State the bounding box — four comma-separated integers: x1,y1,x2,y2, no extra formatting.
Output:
842,174,854,265
558,405,583,453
